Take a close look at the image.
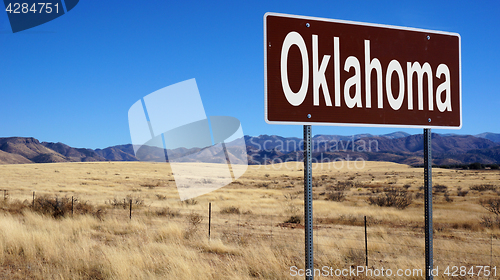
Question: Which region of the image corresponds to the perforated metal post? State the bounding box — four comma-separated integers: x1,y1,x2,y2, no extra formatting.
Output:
303,125,314,280
424,128,433,280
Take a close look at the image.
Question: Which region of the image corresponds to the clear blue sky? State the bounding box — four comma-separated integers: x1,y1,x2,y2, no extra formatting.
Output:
1,1,499,149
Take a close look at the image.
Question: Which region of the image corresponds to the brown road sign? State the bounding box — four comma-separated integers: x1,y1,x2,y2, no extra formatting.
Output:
264,13,461,129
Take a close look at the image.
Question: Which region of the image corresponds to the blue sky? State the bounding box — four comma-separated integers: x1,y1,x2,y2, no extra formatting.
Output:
1,0,499,149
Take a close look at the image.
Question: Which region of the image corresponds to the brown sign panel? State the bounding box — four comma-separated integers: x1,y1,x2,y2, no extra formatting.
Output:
264,13,461,128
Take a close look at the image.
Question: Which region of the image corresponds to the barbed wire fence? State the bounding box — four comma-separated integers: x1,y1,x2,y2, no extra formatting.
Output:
1,188,500,272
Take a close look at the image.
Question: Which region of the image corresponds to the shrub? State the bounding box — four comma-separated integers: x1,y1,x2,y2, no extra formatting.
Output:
284,215,301,224
480,215,500,228
182,198,198,206
457,190,469,197
471,184,497,192
156,194,167,200
32,195,93,218
107,196,144,209
327,181,354,193
0,199,29,215
188,212,203,226
34,196,68,218
107,198,126,208
479,198,500,216
184,212,203,239
367,187,413,209
469,162,482,170
325,191,346,202
127,195,144,206
259,182,270,188
444,192,453,203
156,207,180,217
434,184,448,193
72,198,94,214
220,206,240,215
336,180,354,190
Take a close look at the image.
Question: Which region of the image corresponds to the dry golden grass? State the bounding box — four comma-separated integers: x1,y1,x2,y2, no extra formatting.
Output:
0,161,499,279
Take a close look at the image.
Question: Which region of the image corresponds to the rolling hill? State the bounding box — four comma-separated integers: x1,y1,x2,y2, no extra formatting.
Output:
476,132,500,143
0,132,498,166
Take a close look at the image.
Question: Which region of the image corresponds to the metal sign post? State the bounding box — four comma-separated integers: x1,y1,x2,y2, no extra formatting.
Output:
424,128,433,279
264,13,460,280
303,125,313,280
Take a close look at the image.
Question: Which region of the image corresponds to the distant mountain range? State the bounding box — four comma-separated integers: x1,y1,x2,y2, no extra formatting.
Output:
0,132,499,166
244,133,500,166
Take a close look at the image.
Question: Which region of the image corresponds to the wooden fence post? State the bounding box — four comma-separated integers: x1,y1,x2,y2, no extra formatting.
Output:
365,216,368,267
129,199,132,220
208,202,212,241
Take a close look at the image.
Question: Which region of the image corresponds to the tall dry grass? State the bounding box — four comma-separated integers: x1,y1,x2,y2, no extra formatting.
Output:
0,209,301,279
0,161,499,279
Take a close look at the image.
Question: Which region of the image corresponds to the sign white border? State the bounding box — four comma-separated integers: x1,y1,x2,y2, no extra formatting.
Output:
264,12,462,129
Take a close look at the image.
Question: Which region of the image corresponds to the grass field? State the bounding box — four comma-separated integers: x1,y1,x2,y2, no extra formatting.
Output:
0,161,499,279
